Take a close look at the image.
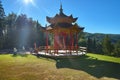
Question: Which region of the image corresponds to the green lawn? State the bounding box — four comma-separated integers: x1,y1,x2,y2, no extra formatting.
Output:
0,53,120,80
87,53,120,63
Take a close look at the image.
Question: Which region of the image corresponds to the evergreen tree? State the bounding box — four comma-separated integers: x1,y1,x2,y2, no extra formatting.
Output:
4,13,46,49
5,13,17,49
92,38,96,53
102,35,113,55
0,0,5,30
87,37,93,53
0,0,5,49
96,42,103,54
78,32,86,47
87,37,99,53
113,40,120,57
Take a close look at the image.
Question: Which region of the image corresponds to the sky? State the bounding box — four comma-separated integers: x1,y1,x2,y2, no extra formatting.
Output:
2,0,120,34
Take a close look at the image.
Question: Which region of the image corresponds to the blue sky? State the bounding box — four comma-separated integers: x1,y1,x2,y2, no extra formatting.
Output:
2,0,120,34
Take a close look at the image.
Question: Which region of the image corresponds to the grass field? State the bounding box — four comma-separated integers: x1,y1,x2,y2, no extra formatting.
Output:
0,53,120,80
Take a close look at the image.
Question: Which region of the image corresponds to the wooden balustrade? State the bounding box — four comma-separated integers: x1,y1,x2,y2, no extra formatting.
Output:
34,46,87,54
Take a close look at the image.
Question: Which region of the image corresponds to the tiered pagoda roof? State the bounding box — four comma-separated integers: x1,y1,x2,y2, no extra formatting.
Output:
46,5,78,24
42,4,84,34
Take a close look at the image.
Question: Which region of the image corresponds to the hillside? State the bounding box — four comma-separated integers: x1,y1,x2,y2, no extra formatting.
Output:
83,32,120,43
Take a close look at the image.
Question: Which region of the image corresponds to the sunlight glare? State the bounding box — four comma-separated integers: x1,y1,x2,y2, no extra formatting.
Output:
23,0,38,8
24,0,33,4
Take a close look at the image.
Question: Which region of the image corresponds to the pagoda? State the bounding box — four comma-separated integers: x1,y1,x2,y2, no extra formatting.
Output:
41,4,84,54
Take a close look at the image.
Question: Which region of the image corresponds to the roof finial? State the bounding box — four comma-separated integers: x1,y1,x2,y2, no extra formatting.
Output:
59,2,63,14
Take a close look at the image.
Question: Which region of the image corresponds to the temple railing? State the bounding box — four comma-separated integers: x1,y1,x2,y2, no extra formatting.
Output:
35,46,87,54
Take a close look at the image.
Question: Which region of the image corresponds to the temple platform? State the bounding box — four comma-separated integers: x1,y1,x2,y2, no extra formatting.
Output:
32,50,86,58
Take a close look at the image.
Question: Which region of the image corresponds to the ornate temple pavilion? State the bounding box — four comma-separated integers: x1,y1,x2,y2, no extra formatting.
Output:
41,5,85,55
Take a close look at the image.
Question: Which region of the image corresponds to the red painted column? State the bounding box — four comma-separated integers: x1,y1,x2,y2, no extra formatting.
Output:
56,33,58,54
64,33,67,49
46,31,48,53
62,34,64,49
71,33,74,50
76,33,78,54
54,33,56,54
69,32,72,54
55,32,58,54
34,42,36,49
64,33,67,54
54,31,58,54
62,33,65,49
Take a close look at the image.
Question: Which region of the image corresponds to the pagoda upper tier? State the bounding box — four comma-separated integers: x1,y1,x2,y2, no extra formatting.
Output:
46,5,78,24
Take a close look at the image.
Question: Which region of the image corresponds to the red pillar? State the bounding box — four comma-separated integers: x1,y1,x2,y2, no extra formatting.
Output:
69,32,72,54
56,33,58,54
62,34,64,49
54,32,58,54
34,42,36,49
46,31,48,53
62,33,67,54
63,33,67,54
76,33,78,54
71,33,74,50
54,33,56,54
62,33,66,49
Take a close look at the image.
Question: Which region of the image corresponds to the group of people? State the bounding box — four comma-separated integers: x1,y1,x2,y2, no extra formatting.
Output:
13,47,34,54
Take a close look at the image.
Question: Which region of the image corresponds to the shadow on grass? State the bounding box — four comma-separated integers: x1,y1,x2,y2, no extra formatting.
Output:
53,55,120,79
12,53,28,57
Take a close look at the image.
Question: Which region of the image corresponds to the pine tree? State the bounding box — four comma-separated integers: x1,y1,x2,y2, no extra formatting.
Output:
0,0,5,29
92,38,96,53
87,37,93,53
114,40,120,57
0,0,5,49
102,35,113,55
